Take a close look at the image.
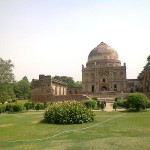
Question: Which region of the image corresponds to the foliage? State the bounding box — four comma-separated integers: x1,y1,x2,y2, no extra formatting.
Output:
53,76,75,87
24,102,33,110
91,97,98,101
74,81,82,87
144,55,150,68
115,96,122,102
97,101,101,109
0,83,15,104
0,58,14,84
44,101,94,124
5,103,23,112
13,76,31,99
113,103,117,111
126,93,149,111
0,105,6,114
100,101,105,111
12,104,23,112
35,103,44,111
53,75,82,87
84,99,97,109
115,99,127,108
147,100,150,108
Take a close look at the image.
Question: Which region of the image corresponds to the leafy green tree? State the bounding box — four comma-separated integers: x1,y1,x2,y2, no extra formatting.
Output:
0,58,14,84
53,76,75,87
0,83,15,104
14,76,31,99
74,81,82,87
144,55,150,68
0,58,15,103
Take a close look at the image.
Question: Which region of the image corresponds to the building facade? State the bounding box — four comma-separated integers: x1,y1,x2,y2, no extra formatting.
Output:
138,66,150,93
31,75,67,101
82,42,127,93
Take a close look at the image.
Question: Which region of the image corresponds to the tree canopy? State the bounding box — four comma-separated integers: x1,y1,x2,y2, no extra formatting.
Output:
144,55,150,69
0,58,14,84
53,76,82,87
13,76,31,99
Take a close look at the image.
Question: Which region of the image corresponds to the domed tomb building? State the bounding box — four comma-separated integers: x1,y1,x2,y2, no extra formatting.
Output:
82,42,127,93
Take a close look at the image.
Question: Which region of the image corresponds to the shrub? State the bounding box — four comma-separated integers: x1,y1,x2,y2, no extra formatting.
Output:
12,98,17,103
147,100,150,108
116,99,127,108
24,102,33,110
115,96,122,102
12,104,23,112
5,104,13,112
5,103,23,112
0,105,6,114
84,99,97,109
97,101,101,109
113,103,117,111
44,101,94,124
100,101,105,111
91,97,98,101
35,103,44,111
126,93,149,111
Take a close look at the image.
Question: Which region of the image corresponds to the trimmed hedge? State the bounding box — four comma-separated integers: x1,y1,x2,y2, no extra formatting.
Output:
84,99,97,109
126,93,149,111
44,101,94,124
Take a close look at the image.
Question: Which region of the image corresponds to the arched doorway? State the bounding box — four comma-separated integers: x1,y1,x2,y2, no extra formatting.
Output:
101,86,107,91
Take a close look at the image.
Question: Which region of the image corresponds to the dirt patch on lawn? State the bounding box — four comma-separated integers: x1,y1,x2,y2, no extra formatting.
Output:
32,120,40,124
0,124,13,128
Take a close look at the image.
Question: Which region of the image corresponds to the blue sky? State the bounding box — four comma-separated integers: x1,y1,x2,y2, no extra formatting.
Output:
0,0,150,81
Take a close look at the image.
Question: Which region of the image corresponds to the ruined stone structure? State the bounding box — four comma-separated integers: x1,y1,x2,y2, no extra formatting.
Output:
82,42,127,93
126,79,139,93
31,75,89,102
138,66,150,93
31,75,67,102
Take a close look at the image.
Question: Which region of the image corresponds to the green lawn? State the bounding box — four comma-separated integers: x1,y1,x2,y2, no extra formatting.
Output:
0,110,150,150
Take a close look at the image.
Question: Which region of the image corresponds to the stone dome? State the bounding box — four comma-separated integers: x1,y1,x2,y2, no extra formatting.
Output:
88,42,119,62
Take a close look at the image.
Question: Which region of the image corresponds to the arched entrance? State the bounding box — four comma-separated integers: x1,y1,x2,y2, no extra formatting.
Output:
101,86,107,91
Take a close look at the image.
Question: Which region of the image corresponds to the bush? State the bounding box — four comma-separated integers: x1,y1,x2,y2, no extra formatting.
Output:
5,104,23,112
44,101,94,124
115,96,122,102
100,101,105,111
35,103,44,111
147,100,150,108
24,102,33,110
91,97,98,101
12,104,23,112
126,93,149,111
5,104,13,112
84,99,97,109
116,99,127,108
12,98,17,103
113,103,117,111
0,105,6,114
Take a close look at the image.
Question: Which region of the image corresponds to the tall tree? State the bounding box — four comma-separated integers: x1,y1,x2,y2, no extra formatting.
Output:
14,76,31,99
53,76,75,87
0,58,15,103
144,55,150,69
0,58,14,84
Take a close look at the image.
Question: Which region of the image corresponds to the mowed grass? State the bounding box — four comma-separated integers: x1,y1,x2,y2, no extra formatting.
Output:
0,110,150,150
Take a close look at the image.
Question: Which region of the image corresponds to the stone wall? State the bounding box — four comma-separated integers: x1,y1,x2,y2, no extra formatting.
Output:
32,94,90,102
31,74,67,102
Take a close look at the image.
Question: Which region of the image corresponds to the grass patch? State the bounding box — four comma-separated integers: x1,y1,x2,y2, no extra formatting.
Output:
0,111,150,150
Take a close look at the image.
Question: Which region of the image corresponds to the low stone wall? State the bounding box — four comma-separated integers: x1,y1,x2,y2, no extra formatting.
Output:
32,94,90,102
